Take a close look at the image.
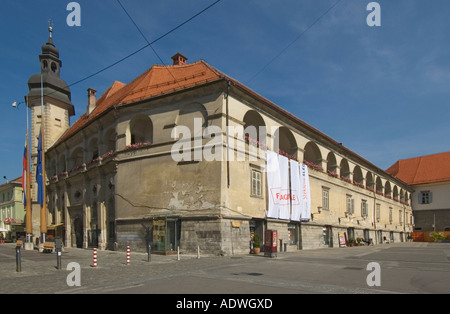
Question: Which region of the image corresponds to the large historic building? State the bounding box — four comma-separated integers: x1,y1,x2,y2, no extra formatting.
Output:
387,152,450,233
26,31,413,255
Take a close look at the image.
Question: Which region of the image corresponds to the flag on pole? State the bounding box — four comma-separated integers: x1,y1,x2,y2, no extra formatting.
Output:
22,138,28,207
36,130,44,206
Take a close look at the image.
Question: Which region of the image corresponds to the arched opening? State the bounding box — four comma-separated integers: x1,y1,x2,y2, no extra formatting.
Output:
353,165,364,187
273,127,297,159
393,186,399,201
385,181,392,198
303,141,322,168
243,110,266,148
376,177,383,195
326,152,337,176
130,115,153,145
366,172,374,191
70,147,84,169
340,159,350,182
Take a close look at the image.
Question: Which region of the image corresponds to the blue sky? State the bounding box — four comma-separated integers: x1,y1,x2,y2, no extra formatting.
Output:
1,0,449,182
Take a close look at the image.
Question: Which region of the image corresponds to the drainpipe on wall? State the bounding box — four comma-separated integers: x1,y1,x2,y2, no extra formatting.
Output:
225,80,231,188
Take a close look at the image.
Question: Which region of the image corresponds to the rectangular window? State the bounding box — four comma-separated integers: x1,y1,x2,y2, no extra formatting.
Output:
389,207,393,224
322,187,329,211
376,204,381,221
346,195,354,214
361,200,368,219
419,191,432,204
251,169,262,197
399,210,403,224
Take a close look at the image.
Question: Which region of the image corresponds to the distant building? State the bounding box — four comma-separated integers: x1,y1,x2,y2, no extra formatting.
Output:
387,152,450,232
26,31,413,255
0,177,25,241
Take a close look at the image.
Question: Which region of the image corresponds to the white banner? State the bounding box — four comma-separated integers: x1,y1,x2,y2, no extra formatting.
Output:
278,155,290,220
290,159,301,221
266,150,280,219
300,163,311,222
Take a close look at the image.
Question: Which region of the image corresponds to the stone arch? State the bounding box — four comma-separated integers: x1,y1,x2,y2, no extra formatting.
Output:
376,177,383,194
129,114,153,145
273,127,297,159
70,147,84,169
243,110,266,147
340,159,350,179
353,165,364,185
303,141,322,166
326,152,337,174
366,172,374,190
393,185,399,200
385,181,392,197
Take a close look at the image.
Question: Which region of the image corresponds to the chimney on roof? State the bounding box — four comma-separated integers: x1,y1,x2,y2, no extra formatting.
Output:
171,53,187,66
86,88,96,117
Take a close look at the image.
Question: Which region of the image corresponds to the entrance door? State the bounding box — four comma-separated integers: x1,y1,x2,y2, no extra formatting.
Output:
73,217,83,248
152,218,180,253
166,219,180,252
323,226,333,247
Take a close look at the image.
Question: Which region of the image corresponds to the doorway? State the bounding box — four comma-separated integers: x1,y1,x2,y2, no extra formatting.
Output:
73,217,83,248
152,218,180,253
323,225,333,247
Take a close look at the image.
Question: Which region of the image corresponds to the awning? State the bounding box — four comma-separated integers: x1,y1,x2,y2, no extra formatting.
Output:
0,228,10,232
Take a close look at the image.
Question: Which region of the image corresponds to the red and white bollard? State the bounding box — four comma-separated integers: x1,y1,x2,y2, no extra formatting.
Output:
126,246,130,265
93,248,97,267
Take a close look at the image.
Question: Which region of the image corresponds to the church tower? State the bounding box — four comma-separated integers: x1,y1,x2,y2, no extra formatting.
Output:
26,25,75,239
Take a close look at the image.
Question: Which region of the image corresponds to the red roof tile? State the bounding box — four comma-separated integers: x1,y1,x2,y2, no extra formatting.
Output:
386,152,450,185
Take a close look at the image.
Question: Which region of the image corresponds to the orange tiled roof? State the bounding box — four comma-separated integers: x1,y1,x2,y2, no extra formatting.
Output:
386,152,450,185
54,60,225,145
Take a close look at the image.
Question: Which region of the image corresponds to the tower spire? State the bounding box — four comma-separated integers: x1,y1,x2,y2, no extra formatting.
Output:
48,19,53,39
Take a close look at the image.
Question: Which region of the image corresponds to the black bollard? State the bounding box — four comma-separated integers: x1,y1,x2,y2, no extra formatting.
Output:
56,248,62,270
16,245,21,272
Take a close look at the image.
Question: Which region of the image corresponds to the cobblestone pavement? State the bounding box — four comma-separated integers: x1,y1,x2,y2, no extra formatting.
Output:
0,243,244,294
1,242,449,294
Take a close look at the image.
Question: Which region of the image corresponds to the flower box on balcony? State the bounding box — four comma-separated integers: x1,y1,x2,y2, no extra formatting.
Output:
340,176,351,183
